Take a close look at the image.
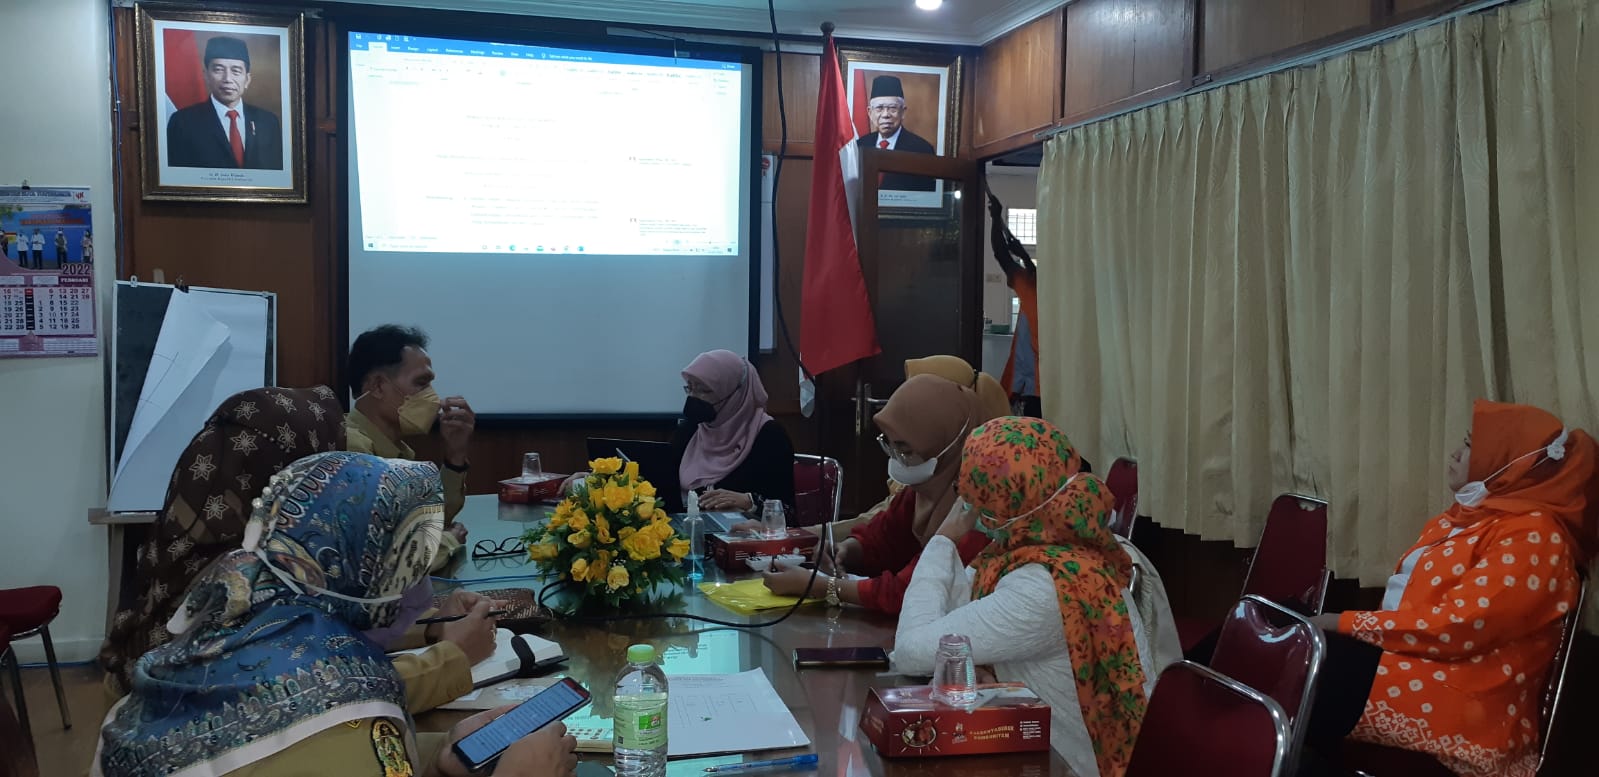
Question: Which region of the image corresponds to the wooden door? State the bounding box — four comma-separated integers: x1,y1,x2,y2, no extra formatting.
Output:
817,149,984,514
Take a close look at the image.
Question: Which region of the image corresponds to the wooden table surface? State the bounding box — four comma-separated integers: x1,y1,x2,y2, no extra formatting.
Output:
420,495,1073,776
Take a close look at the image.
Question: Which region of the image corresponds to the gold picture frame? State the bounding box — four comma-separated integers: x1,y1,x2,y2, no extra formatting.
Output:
135,3,307,203
837,46,963,209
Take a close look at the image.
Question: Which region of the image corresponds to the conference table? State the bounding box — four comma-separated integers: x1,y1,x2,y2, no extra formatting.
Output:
420,495,1073,776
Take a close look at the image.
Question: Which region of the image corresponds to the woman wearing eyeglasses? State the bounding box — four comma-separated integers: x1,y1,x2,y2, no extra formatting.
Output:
660,349,796,515
764,374,991,613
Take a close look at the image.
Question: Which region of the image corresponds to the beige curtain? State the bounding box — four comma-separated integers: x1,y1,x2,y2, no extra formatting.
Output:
1038,0,1599,590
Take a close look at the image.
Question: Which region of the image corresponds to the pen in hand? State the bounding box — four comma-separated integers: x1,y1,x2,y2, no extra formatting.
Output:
415,609,508,625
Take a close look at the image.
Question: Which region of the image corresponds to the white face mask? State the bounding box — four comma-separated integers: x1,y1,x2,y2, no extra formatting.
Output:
1454,428,1569,509
886,419,970,486
976,474,1078,538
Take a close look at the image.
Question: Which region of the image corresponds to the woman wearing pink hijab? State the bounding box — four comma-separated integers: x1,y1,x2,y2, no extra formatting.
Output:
665,350,795,514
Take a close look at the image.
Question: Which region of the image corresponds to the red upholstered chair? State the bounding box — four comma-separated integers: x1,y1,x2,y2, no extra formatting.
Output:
1178,494,1332,652
0,587,68,729
1210,595,1326,773
1338,574,1587,777
791,454,842,528
1127,661,1291,777
1105,457,1139,539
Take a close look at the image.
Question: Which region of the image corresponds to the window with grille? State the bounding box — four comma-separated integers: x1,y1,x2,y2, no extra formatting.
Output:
1006,208,1038,245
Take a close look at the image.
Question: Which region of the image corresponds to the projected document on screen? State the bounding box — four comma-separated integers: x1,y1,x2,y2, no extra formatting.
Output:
349,35,743,256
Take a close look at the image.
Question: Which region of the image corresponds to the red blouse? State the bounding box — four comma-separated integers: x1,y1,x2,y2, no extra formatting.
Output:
850,489,990,613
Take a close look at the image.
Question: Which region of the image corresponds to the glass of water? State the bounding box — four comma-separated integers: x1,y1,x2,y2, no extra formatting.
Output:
521,452,542,480
930,634,978,709
761,499,787,538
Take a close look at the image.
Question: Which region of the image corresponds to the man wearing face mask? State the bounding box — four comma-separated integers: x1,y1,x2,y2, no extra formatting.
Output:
345,324,474,553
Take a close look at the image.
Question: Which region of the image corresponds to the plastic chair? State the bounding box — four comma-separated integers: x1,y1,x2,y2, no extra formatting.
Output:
792,454,842,528
0,587,68,729
1210,595,1326,773
1127,660,1291,777
1105,457,1139,539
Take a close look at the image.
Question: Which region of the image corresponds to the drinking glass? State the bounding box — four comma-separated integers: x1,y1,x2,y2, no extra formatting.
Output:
930,634,978,708
522,452,542,480
761,499,787,538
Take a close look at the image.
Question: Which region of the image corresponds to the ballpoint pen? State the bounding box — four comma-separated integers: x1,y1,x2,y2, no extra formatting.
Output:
415,609,508,625
703,755,818,773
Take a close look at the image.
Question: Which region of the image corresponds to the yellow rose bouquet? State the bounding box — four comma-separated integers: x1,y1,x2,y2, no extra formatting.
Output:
524,457,690,608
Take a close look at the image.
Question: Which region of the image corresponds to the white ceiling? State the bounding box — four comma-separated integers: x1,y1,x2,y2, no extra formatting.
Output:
343,0,1071,46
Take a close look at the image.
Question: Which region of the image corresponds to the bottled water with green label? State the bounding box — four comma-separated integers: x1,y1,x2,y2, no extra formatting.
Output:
613,643,668,777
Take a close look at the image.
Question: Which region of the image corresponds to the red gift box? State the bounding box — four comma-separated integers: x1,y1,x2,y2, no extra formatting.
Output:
705,529,819,573
860,683,1051,758
498,474,566,504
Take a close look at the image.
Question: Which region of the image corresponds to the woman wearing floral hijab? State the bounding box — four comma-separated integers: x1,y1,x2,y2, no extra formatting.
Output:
94,452,576,777
891,418,1175,777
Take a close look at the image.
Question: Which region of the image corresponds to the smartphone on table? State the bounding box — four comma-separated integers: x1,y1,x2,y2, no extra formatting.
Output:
793,647,891,669
451,677,592,771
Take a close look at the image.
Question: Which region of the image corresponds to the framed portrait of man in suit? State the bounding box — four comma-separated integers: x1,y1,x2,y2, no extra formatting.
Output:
136,5,306,203
840,48,962,210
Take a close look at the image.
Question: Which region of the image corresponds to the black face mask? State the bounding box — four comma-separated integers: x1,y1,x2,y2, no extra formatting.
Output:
683,396,718,425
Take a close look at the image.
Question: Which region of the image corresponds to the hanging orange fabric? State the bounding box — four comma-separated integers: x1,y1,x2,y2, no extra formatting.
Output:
1336,400,1596,777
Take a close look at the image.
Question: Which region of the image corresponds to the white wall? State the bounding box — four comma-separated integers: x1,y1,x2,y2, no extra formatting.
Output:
0,0,115,663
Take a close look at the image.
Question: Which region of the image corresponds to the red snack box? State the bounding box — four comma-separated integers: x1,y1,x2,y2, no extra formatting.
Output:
498,475,566,504
860,683,1051,758
705,529,819,573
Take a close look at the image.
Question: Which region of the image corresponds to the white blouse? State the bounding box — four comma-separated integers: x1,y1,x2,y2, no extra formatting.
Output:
891,535,1180,777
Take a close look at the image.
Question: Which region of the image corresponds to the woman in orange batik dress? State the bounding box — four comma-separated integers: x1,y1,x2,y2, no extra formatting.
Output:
1318,400,1596,777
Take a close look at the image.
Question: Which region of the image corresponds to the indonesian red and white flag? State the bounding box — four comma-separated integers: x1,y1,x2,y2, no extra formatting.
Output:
161,29,210,122
798,33,880,416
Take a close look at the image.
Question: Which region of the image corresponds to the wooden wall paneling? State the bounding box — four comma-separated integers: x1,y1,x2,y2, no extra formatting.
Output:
1063,0,1139,120
969,10,1063,156
1131,0,1197,96
1200,0,1373,76
763,51,820,156
1393,0,1464,17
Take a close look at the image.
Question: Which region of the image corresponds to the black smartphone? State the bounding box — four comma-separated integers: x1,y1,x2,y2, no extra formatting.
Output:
793,647,891,669
451,677,592,771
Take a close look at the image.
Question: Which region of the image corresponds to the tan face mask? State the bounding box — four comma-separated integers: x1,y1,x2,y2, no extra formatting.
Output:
396,385,441,437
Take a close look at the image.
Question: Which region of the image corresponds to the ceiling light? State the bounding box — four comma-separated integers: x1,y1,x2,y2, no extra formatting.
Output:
916,0,943,10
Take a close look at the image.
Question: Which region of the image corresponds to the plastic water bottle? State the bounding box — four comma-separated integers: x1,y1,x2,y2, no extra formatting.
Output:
684,491,705,581
614,644,669,777
930,634,978,709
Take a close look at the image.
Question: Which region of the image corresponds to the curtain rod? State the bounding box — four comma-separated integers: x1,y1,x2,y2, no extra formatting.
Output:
1036,0,1519,142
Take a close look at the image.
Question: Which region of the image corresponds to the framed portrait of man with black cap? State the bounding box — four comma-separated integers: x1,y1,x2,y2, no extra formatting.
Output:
136,6,305,203
840,47,962,209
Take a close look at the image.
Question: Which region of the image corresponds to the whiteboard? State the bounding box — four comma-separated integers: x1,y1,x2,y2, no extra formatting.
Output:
107,282,275,513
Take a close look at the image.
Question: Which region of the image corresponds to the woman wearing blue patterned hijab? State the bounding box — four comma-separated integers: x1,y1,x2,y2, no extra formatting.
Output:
96,451,445,777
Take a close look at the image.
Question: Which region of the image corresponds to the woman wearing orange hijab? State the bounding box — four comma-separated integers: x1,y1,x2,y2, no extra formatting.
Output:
1310,400,1595,777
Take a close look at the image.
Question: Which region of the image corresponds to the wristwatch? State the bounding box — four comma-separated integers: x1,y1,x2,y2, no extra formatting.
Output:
825,575,841,607
443,459,470,474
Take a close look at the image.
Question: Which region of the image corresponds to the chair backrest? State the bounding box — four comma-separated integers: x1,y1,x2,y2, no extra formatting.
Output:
1211,595,1326,773
1127,661,1290,777
1242,494,1329,615
1105,457,1139,538
1537,571,1587,767
791,454,842,528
